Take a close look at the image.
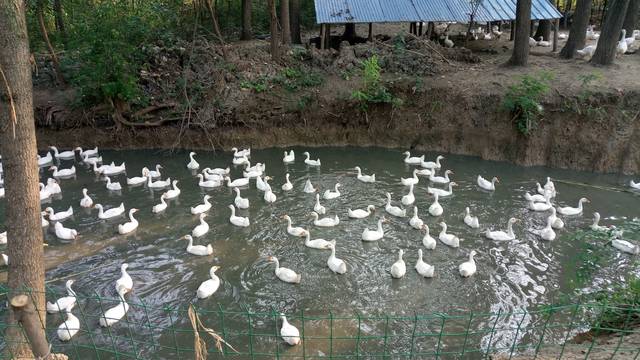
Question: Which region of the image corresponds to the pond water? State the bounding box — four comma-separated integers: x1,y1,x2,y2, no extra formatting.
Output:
1,146,639,358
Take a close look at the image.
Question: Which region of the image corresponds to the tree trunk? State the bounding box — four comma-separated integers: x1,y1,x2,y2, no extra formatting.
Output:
509,0,532,66
53,0,66,42
204,0,228,60
268,0,280,60
241,0,252,40
290,0,301,44
280,0,291,44
591,0,630,65
36,0,65,85
343,23,357,42
560,0,593,58
533,19,552,41
0,1,48,358
623,0,639,35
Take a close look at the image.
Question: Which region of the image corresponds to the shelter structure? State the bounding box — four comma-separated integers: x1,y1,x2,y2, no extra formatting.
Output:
314,0,563,50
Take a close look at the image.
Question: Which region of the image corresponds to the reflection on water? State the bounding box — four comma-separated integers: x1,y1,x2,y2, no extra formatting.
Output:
0,146,638,358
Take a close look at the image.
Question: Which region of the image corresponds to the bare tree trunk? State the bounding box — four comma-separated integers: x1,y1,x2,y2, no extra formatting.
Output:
280,0,291,44
343,23,357,42
591,0,630,65
560,0,593,58
0,1,48,358
533,19,552,40
36,0,65,84
204,0,229,60
509,0,532,66
53,0,66,42
290,0,301,44
241,0,252,40
623,0,640,35
268,0,280,60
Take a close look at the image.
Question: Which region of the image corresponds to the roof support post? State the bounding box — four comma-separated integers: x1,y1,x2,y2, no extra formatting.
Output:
320,24,326,49
552,18,559,52
368,23,373,41
419,22,423,36
325,24,331,48
426,22,434,40
510,21,515,41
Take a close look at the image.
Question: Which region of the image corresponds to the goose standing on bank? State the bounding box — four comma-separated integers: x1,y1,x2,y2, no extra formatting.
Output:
415,249,434,278
303,179,316,193
234,187,250,209
164,180,181,199
197,266,221,299
47,280,77,313
348,205,375,219
557,198,589,216
401,184,415,206
281,173,293,191
485,218,518,241
421,225,437,249
458,251,477,277
477,176,499,191
590,212,609,231
327,240,347,274
427,182,457,197
99,288,129,327
187,152,200,170
279,314,301,346
438,222,460,248
57,306,80,341
190,195,212,215
192,214,210,237
55,222,78,240
402,151,424,165
428,193,444,217
463,207,480,228
354,166,376,183
95,203,126,220
311,212,339,227
362,218,386,241
267,256,301,284
183,235,213,256
282,215,307,237
117,209,139,234
529,216,556,241
303,152,321,166
323,183,341,200
385,192,406,217
390,249,406,279
409,206,424,229
611,239,640,255
228,205,250,227
152,194,168,213
283,150,295,163
303,231,332,250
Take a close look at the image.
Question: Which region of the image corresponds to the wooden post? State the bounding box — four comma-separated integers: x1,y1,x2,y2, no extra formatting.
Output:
530,20,535,36
552,18,559,52
419,22,423,36
510,20,515,41
320,24,326,49
426,21,434,39
368,23,373,41
10,295,51,358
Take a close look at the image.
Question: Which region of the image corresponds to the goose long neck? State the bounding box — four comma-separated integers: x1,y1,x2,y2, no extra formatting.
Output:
272,258,280,270
189,153,195,161
210,268,217,279
187,236,194,248
469,253,475,262
356,168,362,176
97,206,104,217
377,220,383,231
418,250,423,262
436,157,441,166
593,214,600,226
229,206,235,216
507,221,514,236
330,245,336,257
160,196,167,205
67,283,76,297
441,223,447,233
577,200,584,211
129,210,136,222
305,153,310,160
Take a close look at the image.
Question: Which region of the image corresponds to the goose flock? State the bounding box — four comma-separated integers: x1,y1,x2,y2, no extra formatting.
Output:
0,146,639,346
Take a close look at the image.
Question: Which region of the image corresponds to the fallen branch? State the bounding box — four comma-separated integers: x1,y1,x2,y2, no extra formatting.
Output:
131,102,178,118
405,33,453,65
188,305,237,359
109,98,181,128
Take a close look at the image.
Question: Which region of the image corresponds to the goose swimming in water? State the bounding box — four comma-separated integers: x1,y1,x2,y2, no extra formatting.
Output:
463,207,480,228
234,187,250,209
55,222,78,240
95,203,125,220
228,205,250,227
303,179,316,193
197,266,221,299
267,256,301,284
303,152,321,166
57,306,80,341
477,175,499,191
50,165,76,178
164,180,181,199
427,182,457,197
323,183,341,200
311,212,339,227
152,194,168,213
303,230,332,249
390,249,406,279
529,216,556,241
117,208,139,234
385,192,406,217
314,194,326,215
105,176,122,191
428,193,443,217
187,152,199,170
409,206,424,229
415,249,434,278
402,151,424,165
282,150,295,163
548,207,564,230
362,218,387,241
327,240,347,274
557,198,589,216
192,213,210,237
421,225,437,249
282,215,306,237
190,195,212,215
354,166,376,183
47,280,77,313
400,169,419,186
348,205,375,219
99,288,129,327
590,212,608,231
438,222,460,248
115,263,133,294
281,173,293,191
485,218,518,241
44,206,74,222
183,235,213,256
421,155,444,170
401,184,415,206
429,170,454,184
458,251,477,277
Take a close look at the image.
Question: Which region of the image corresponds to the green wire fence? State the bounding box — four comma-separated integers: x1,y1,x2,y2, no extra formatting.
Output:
0,286,639,359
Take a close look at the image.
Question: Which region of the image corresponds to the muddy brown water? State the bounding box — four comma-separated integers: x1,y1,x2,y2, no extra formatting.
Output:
0,146,639,358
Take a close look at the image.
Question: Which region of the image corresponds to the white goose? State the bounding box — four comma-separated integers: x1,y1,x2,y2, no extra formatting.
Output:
438,222,460,247
231,147,251,158
115,263,133,294
429,170,453,184
402,151,424,165
50,165,76,178
314,194,326,214
183,235,213,256
41,213,49,228
421,155,444,170
228,205,250,227
528,198,553,212
55,222,78,240
282,215,306,237
612,239,639,255
416,168,433,176
281,174,293,191
401,184,415,206
44,206,74,222
126,172,147,186
208,167,230,176
630,180,640,190
164,180,181,199
477,175,499,191
190,195,212,215
105,176,122,191
226,176,250,188
327,240,347,274
428,193,444,217
323,183,341,200
192,213,210,237
49,146,75,160
37,152,53,166
99,288,129,327
102,162,126,176
524,192,547,203
485,218,518,241
197,266,221,299
421,225,436,249
385,192,406,217
283,150,295,163
279,314,301,346
39,183,51,202
590,212,608,231
303,179,316,193
203,168,225,181
75,146,98,158
117,209,139,234
303,231,332,250
256,175,272,192
0,232,6,245
529,217,556,241
463,207,480,228
57,306,80,341
303,152,321,166
557,198,589,216
548,207,564,230
187,152,200,170
427,182,457,197
143,165,163,179
362,218,386,241
415,249,434,278
81,154,102,166
348,205,375,219
152,194,168,213
267,256,301,284
458,251,477,277
234,187,250,209
311,212,339,227
537,182,556,199
232,155,249,165
409,206,424,229
196,174,221,189
148,175,171,189
390,249,406,279
45,178,61,195
47,280,77,313
617,29,628,56
95,203,126,220
401,169,419,186
355,166,376,183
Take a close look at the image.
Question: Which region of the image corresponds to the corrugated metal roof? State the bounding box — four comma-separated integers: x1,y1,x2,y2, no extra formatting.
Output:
314,0,561,24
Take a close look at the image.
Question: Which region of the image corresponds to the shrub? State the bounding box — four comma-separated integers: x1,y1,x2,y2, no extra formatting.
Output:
502,72,553,135
351,55,402,110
